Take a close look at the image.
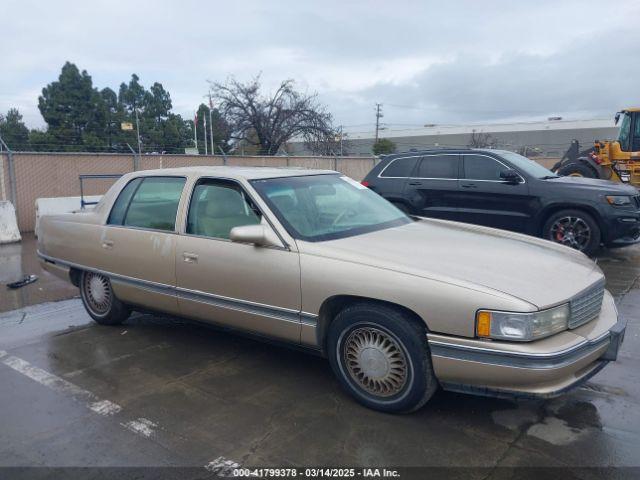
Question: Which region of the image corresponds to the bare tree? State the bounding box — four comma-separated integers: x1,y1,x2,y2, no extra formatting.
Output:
467,130,497,148
210,76,334,155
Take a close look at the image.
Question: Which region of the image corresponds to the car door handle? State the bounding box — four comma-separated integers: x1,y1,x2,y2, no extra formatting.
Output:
183,252,199,264
461,183,477,189
408,181,423,186
101,240,114,249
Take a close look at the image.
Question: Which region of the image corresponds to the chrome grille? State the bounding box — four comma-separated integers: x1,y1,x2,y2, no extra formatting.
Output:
569,281,605,329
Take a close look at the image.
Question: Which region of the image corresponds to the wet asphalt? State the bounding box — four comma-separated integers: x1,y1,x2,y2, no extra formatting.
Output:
0,235,639,478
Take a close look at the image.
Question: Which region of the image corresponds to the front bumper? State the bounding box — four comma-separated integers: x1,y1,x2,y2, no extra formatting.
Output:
428,291,625,398
604,212,640,247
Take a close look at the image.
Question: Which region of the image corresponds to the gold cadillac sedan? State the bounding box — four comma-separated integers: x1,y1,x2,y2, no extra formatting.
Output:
38,167,626,412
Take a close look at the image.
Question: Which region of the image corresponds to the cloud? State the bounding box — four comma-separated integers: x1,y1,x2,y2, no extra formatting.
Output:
0,0,638,131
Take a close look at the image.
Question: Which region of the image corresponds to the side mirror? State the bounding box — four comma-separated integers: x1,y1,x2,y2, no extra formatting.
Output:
499,169,522,184
229,224,282,248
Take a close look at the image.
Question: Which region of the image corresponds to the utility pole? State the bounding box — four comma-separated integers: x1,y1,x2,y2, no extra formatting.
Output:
134,107,142,158
374,103,383,143
194,110,198,152
203,112,208,155
339,125,344,156
208,93,215,155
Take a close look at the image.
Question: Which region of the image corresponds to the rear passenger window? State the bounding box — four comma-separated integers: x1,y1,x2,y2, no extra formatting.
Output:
380,157,418,178
108,178,142,225
416,155,459,179
464,155,508,181
109,177,185,231
186,181,261,239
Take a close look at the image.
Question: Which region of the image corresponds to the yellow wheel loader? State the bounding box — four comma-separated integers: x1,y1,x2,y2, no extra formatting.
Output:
552,109,640,188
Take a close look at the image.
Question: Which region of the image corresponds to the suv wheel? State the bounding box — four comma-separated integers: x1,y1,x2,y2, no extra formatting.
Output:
327,302,437,413
542,209,601,255
80,271,131,325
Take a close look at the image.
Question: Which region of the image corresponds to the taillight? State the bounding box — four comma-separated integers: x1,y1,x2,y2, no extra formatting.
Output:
361,180,370,187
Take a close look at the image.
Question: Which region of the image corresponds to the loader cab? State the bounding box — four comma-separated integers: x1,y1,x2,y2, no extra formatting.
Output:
615,110,640,152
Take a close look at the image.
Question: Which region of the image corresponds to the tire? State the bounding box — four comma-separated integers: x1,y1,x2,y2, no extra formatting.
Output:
79,271,131,325
542,209,601,256
557,161,597,178
327,302,438,413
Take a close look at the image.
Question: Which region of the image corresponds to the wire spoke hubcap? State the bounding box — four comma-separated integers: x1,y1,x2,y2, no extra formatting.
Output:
550,216,591,250
83,273,112,315
344,327,408,397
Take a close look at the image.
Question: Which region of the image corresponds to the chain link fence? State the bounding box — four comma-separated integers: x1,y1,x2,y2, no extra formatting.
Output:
0,150,378,233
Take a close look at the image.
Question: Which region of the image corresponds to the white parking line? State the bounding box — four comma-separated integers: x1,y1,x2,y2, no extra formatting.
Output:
205,457,242,476
0,348,242,469
2,354,95,400
89,399,122,416
1,351,129,420
121,418,157,438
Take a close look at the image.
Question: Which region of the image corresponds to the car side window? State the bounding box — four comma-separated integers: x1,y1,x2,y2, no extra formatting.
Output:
111,177,185,231
416,155,459,179
186,180,261,240
380,157,418,178
464,155,509,181
108,177,142,225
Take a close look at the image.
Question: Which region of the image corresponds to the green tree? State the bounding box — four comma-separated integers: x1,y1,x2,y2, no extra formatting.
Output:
38,62,105,150
0,108,30,150
372,138,397,155
35,62,202,153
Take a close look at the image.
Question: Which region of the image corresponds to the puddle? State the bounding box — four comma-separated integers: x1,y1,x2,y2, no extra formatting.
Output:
493,398,603,446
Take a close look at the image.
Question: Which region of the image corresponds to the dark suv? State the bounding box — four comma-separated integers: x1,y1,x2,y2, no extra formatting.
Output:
362,148,640,255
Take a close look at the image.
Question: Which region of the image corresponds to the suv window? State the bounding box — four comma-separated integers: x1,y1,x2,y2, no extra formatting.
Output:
464,154,509,181
109,176,185,231
186,180,261,239
416,154,459,179
380,157,418,178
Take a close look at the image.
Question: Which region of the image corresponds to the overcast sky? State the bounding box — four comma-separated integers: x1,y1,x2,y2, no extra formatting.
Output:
1,0,639,135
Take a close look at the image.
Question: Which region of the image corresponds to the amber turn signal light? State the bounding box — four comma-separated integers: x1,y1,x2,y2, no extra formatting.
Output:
476,311,492,337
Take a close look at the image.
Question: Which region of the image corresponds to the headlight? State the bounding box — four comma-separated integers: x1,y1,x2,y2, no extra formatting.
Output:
476,304,569,341
606,195,632,206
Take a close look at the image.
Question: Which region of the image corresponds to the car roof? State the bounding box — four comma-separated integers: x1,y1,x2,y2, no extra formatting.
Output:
126,165,339,181
381,148,507,159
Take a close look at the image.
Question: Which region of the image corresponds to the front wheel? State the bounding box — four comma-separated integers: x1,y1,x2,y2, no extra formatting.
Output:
80,271,131,325
542,209,601,256
327,303,438,413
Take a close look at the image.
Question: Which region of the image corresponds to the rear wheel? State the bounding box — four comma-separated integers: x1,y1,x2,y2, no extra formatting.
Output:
557,161,598,178
327,302,437,413
80,271,131,325
542,209,601,255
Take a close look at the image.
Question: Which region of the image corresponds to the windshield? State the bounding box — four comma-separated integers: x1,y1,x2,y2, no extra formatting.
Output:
251,174,411,242
496,150,558,179
617,112,631,151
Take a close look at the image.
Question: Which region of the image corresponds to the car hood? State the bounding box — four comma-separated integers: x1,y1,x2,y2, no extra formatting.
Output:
298,219,604,309
545,176,638,194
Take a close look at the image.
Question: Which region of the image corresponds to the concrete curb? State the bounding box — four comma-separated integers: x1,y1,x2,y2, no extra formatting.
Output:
0,201,21,244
